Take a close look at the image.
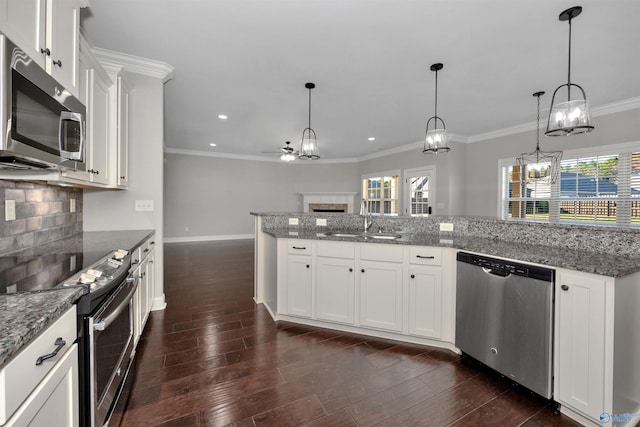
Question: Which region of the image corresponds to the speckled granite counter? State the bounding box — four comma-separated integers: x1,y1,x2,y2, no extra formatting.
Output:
0,287,84,367
262,228,640,278
0,229,155,368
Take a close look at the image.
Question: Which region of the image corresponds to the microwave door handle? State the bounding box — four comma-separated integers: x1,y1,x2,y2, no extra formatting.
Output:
93,278,138,331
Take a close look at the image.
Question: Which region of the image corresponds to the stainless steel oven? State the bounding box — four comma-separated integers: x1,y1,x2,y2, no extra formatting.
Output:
86,272,137,427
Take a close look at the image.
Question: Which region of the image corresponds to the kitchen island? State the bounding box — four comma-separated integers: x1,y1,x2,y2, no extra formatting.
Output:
252,212,640,427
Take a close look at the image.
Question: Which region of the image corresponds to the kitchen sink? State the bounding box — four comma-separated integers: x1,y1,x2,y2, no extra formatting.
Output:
322,231,402,240
322,232,360,238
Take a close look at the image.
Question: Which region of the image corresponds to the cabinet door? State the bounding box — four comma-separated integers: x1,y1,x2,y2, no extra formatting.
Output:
5,344,79,427
316,257,355,324
1,0,47,69
286,255,312,318
90,69,111,184
359,261,403,332
46,0,79,95
408,265,442,339
117,75,130,187
556,270,608,420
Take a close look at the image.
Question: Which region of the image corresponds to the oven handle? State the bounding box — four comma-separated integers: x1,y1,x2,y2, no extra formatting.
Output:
93,277,138,331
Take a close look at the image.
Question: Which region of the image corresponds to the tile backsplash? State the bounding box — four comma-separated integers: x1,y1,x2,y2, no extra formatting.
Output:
0,180,82,256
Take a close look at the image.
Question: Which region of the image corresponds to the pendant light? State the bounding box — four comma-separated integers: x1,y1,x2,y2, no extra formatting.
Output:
517,91,563,183
299,82,320,160
546,6,594,136
423,63,450,154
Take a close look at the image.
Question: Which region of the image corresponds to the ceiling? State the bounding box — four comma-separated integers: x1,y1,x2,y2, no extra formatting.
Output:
81,0,640,160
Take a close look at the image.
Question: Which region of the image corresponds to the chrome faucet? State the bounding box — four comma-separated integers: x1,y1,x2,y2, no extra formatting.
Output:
360,198,373,232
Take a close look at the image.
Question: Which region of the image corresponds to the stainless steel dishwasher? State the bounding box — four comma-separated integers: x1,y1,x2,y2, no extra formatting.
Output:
455,251,554,398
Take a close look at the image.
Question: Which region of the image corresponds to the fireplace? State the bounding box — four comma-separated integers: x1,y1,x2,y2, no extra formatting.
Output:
300,192,357,213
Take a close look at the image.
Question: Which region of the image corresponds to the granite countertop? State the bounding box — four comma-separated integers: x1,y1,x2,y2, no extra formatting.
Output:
263,228,640,278
0,229,155,368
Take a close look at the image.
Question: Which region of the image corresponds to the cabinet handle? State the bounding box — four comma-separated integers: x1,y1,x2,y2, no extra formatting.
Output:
144,248,149,253
411,274,415,279
52,59,62,67
95,170,99,175
132,259,139,265
361,269,365,273
416,255,435,259
292,246,306,250
561,285,569,291
40,47,50,56
349,268,353,272
35,338,66,366
150,241,156,245
306,265,310,268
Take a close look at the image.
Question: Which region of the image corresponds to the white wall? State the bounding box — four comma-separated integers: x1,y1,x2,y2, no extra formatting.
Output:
463,108,640,217
84,71,166,309
163,153,360,239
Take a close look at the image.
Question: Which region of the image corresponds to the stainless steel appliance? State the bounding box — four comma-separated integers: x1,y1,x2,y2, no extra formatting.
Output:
455,251,554,398
60,252,137,427
0,33,86,171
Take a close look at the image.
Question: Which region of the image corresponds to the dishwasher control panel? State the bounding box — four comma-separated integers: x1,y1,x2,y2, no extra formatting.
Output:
457,251,554,282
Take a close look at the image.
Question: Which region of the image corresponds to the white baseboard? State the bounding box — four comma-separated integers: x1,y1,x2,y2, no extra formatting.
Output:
151,294,167,311
164,234,255,243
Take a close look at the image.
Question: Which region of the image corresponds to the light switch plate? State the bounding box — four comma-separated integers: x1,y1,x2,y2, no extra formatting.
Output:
439,222,454,232
288,218,299,225
316,218,327,226
70,199,76,213
135,200,154,211
5,200,15,221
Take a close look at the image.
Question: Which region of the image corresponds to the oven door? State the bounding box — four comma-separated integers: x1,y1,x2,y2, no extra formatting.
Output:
88,275,138,427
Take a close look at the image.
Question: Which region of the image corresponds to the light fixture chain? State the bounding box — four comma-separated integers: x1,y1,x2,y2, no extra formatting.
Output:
308,86,312,129
536,93,541,150
567,16,572,101
434,69,438,121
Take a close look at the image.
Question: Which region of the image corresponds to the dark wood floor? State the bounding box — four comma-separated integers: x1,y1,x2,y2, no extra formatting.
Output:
120,240,582,427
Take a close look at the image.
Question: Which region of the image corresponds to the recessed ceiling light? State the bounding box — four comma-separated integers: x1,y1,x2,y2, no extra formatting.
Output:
368,137,376,141
209,143,217,147
218,114,228,120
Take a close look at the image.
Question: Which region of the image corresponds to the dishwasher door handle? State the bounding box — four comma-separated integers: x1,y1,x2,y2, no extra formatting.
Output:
482,267,511,278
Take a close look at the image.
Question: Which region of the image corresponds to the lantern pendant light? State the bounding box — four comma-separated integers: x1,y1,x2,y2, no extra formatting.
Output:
516,91,563,184
299,82,320,160
423,63,450,154
546,6,594,136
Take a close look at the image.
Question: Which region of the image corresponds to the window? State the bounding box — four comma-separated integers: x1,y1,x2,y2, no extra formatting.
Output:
499,143,640,227
404,166,436,216
362,173,399,215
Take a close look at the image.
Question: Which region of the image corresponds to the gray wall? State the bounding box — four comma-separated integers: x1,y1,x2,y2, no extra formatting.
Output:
163,153,360,239
464,108,640,217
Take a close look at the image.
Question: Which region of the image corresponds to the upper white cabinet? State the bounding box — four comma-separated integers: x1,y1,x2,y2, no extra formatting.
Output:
0,0,82,97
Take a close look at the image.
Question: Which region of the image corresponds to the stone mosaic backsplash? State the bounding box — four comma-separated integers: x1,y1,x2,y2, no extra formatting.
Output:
255,212,640,258
0,181,83,256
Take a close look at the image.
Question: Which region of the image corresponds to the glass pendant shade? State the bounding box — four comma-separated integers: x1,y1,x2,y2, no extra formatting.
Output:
299,82,320,160
546,94,593,136
423,63,450,154
545,6,594,137
299,128,320,160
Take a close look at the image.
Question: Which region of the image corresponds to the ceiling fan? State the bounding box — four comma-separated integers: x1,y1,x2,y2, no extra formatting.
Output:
262,141,298,161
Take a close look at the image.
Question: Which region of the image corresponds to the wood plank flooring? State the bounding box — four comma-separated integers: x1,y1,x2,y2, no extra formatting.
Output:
120,240,582,427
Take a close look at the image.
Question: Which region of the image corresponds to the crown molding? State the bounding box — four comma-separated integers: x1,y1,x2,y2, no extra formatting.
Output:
93,48,175,82
164,147,358,164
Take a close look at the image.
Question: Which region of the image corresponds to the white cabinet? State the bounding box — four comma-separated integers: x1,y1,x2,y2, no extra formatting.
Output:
63,36,111,185
407,247,443,339
285,255,313,318
133,235,156,343
359,244,404,332
555,269,611,424
0,306,78,426
315,241,355,325
0,0,81,96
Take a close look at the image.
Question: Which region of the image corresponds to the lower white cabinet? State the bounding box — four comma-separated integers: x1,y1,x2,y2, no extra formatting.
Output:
285,255,313,318
133,234,156,343
359,260,403,332
315,257,355,324
0,306,78,426
408,265,443,339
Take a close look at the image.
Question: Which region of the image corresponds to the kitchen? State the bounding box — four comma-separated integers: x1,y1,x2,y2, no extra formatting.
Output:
2,1,640,426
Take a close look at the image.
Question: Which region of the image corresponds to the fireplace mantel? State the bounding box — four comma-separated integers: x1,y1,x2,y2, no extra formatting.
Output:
300,192,358,213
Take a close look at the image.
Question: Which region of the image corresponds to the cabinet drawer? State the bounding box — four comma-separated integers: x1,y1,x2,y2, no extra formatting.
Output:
287,240,312,255
0,306,77,424
409,247,442,266
360,244,403,262
317,241,355,259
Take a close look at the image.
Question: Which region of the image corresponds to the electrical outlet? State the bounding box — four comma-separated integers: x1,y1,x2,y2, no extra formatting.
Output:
184,226,189,232
439,222,454,232
5,200,15,221
135,200,154,211
70,198,76,213
316,218,327,226
288,218,299,225
70,255,76,272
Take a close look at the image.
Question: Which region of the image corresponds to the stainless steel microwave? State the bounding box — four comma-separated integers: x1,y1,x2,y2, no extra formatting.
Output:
0,33,86,171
